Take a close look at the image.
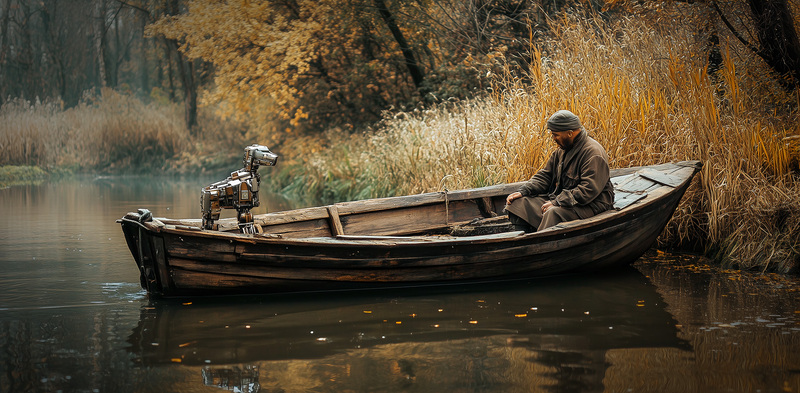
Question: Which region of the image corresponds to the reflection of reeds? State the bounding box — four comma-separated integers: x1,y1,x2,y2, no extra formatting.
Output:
274,15,799,271
621,255,800,392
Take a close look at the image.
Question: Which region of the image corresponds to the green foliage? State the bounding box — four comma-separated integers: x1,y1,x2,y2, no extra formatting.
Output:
0,166,49,188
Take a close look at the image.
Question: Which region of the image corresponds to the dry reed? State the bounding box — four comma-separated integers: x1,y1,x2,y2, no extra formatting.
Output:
0,89,189,173
272,14,799,272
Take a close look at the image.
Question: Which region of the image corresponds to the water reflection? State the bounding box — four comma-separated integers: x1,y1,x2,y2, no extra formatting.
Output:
128,268,688,392
630,255,800,393
202,365,260,393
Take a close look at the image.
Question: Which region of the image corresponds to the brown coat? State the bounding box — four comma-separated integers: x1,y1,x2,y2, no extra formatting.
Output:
506,131,614,221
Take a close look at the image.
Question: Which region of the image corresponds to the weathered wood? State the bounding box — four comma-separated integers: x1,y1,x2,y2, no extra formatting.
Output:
613,191,648,210
339,199,480,236
614,174,656,193
476,196,498,217
638,168,684,187
326,205,345,236
151,236,172,295
332,184,520,217
259,218,332,238
119,160,702,296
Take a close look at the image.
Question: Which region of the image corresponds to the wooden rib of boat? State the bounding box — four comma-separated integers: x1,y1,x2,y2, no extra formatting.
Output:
119,160,701,297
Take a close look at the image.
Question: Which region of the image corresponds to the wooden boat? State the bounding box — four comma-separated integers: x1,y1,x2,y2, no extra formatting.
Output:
119,161,701,297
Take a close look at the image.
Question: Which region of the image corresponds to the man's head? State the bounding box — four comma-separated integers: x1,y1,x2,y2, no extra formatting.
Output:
546,110,582,150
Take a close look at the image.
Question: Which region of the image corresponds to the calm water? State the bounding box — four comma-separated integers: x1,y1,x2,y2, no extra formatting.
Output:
1,177,799,393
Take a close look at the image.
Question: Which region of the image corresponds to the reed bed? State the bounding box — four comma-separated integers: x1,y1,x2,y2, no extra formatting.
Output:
0,88,251,174
273,14,800,272
0,89,189,173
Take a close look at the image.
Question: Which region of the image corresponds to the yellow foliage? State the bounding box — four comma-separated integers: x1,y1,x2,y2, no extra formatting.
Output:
147,0,446,143
147,0,513,143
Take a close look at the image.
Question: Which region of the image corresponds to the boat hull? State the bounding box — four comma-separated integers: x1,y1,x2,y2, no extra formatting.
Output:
120,161,701,296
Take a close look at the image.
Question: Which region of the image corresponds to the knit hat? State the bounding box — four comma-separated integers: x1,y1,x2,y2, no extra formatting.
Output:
546,110,582,132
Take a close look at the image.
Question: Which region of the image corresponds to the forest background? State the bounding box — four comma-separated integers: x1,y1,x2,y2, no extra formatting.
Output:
1,0,799,273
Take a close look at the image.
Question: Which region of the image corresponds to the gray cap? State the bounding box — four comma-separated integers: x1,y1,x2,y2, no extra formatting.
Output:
546,110,582,132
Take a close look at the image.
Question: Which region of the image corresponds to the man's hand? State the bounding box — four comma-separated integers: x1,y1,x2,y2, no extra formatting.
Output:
506,192,522,205
541,201,555,213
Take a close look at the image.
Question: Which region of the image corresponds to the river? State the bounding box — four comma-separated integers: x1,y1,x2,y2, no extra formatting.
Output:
1,176,798,393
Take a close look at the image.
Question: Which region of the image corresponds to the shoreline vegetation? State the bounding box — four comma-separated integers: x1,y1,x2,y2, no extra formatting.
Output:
2,15,799,273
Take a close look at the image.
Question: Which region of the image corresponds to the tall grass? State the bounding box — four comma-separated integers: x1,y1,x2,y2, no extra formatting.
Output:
0,89,250,174
0,89,189,172
271,14,800,273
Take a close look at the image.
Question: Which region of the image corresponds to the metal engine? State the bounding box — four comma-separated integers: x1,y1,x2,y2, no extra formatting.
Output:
201,144,278,233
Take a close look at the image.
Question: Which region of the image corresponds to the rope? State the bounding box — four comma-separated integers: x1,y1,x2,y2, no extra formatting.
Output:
439,175,453,225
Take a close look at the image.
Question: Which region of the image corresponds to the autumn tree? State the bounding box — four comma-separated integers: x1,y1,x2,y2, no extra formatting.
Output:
146,0,543,140
712,0,800,88
150,0,410,138
606,0,800,90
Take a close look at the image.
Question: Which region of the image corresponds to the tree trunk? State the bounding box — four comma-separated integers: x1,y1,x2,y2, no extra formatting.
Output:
747,0,800,88
373,0,426,92
178,51,198,130
0,0,12,105
163,40,177,101
94,1,107,88
167,0,198,130
140,19,149,95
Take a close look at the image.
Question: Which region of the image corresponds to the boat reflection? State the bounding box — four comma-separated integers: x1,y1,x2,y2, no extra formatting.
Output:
128,267,689,392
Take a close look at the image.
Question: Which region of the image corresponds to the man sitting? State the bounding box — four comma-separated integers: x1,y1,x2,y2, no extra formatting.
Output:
505,110,614,232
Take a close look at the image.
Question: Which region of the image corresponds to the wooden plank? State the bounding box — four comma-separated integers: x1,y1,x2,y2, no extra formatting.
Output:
333,230,524,243
611,173,634,184
613,191,648,210
326,205,345,236
151,236,173,294
334,234,442,242
259,218,333,238
171,256,548,282
340,199,481,236
334,184,521,216
170,268,284,290
167,245,238,263
638,168,683,187
614,174,656,193
164,235,239,263
254,206,330,226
